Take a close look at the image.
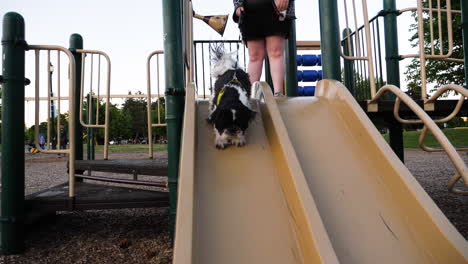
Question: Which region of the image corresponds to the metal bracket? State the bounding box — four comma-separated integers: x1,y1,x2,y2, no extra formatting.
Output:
385,55,404,61
165,89,186,96
367,101,378,112
0,75,31,85
424,102,435,111
378,9,401,17
0,217,19,223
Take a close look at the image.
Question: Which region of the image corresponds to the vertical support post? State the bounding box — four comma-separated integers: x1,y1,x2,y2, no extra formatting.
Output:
461,0,468,87
1,12,26,254
285,20,298,96
69,34,84,167
318,0,342,81
264,57,274,90
91,97,95,160
86,95,95,160
163,0,185,239
342,28,355,95
49,64,56,149
383,0,404,162
87,95,91,160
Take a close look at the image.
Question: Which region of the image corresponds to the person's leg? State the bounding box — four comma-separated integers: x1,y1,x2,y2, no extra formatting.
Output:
246,39,266,84
266,35,286,94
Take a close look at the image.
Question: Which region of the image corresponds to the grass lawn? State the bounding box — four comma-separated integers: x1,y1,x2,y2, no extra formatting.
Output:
383,128,468,149
84,144,167,153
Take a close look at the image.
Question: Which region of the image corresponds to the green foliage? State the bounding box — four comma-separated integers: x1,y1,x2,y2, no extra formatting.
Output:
81,92,166,143
404,0,464,96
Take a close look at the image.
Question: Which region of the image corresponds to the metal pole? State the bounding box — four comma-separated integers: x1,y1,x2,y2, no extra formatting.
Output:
342,28,355,95
318,0,342,81
383,0,404,162
1,12,26,254
285,20,298,96
461,0,468,87
69,34,84,178
163,0,185,239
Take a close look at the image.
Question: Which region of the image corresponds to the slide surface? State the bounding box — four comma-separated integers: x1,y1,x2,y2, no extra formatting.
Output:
173,81,468,264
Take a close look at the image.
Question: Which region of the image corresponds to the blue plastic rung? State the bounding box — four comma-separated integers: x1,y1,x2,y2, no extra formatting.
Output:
296,55,303,66
302,55,318,66
304,86,315,96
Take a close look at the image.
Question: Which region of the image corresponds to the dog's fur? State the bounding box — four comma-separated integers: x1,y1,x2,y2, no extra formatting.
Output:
207,45,256,149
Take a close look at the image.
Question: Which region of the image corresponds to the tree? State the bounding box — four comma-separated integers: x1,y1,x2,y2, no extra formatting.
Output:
122,91,148,141
405,0,464,97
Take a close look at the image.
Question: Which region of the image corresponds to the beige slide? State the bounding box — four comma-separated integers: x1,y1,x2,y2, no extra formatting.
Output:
173,81,468,263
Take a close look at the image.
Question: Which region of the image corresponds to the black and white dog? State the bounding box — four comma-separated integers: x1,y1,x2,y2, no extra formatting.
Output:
208,45,256,150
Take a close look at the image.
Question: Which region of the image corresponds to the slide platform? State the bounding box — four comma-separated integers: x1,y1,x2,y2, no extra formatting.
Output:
173,81,468,264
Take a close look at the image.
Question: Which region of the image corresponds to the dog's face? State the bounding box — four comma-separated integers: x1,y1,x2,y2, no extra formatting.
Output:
208,103,255,149
209,103,255,134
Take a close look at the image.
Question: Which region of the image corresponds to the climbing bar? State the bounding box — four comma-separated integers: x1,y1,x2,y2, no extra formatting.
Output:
76,49,111,160
399,0,456,103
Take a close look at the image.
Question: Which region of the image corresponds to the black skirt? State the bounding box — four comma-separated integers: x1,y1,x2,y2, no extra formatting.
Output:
238,2,292,42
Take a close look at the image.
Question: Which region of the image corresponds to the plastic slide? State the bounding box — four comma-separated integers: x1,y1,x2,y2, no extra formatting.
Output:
173,81,468,264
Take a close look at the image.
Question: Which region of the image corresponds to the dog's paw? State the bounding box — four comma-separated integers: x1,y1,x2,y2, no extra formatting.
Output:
236,141,246,147
216,143,226,150
233,136,246,147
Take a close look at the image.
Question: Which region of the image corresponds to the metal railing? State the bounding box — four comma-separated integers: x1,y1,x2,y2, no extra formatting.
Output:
193,40,248,98
77,49,111,160
340,0,377,102
341,13,386,101
147,50,166,158
369,85,468,195
28,45,77,197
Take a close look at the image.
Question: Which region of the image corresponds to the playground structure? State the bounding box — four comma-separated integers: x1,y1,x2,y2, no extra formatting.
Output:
0,0,467,261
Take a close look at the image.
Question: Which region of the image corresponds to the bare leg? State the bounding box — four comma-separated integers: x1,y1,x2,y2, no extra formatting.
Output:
246,39,266,84
266,35,286,94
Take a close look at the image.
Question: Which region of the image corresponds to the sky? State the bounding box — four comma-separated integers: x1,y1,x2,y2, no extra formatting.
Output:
0,0,421,126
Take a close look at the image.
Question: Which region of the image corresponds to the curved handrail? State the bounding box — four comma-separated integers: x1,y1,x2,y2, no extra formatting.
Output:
77,49,111,160
146,50,165,159
369,85,468,195
393,84,468,153
418,126,468,152
28,44,76,197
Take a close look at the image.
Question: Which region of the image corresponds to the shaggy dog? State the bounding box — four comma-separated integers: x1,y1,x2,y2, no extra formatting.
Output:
207,45,256,150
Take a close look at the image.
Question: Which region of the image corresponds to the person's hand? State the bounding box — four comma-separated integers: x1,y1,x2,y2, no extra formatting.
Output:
275,0,289,12
236,7,244,17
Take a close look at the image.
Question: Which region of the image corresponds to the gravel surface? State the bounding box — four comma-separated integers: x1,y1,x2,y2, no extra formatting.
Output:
0,150,466,263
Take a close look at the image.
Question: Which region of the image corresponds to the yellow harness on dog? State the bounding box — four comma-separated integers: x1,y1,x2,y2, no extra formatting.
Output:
216,78,242,106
